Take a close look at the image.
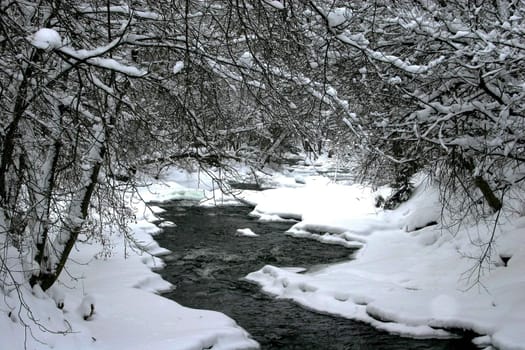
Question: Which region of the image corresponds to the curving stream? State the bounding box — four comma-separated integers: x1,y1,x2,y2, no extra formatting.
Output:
154,202,477,350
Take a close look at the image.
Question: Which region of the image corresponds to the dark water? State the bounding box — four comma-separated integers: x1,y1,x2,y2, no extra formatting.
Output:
154,202,477,350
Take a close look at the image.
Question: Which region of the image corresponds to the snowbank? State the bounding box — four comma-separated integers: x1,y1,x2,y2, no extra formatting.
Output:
5,158,522,349
245,177,525,350
0,167,258,350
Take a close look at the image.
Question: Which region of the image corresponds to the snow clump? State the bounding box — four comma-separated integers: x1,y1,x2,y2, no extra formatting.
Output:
79,294,96,321
30,28,62,50
263,0,285,10
173,60,184,74
235,228,259,237
239,52,254,68
328,7,352,28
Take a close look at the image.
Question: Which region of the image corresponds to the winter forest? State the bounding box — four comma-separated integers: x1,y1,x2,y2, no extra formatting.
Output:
1,1,524,349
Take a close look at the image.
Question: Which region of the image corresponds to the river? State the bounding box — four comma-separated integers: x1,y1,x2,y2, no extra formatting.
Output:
154,201,477,350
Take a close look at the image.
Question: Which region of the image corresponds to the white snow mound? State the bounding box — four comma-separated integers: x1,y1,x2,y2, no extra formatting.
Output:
30,28,62,50
236,228,259,237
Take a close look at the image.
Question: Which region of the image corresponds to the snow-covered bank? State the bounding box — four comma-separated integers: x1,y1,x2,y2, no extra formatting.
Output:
0,167,258,350
245,176,525,350
3,158,523,350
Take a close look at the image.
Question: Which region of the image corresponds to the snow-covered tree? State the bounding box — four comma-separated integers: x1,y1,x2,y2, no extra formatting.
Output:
0,0,350,294
306,0,525,213
3,0,523,300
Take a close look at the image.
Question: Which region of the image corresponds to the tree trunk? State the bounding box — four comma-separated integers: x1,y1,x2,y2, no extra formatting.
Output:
461,155,502,212
473,175,502,212
36,120,106,291
28,140,62,288
259,131,288,166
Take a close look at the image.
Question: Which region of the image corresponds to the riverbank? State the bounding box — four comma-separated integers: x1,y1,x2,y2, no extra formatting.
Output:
243,170,525,350
2,157,523,349
136,159,525,349
0,166,258,350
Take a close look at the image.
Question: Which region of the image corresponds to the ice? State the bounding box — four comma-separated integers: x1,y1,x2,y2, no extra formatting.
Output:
256,213,297,223
158,220,176,228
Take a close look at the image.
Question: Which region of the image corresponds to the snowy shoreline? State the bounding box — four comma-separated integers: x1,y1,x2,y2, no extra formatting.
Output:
2,161,524,350
243,174,525,350
0,167,259,350
142,163,525,350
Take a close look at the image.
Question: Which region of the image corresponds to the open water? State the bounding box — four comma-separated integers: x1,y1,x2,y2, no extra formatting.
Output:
154,202,477,350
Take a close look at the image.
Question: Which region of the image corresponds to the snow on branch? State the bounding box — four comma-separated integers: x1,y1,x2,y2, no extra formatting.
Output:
263,1,285,10
29,17,145,78
310,1,445,75
28,28,62,50
59,43,146,77
205,57,266,89
77,4,163,20
266,65,358,122
334,30,445,75
367,51,445,74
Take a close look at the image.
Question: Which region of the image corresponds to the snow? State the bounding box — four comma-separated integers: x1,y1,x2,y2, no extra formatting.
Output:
30,28,62,50
0,167,258,350
136,167,209,203
367,51,445,74
59,43,146,77
78,294,96,320
388,76,402,84
173,61,184,74
2,158,524,349
244,170,525,349
158,220,176,228
238,52,254,68
263,0,284,10
235,228,259,237
327,7,352,28
78,5,163,20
